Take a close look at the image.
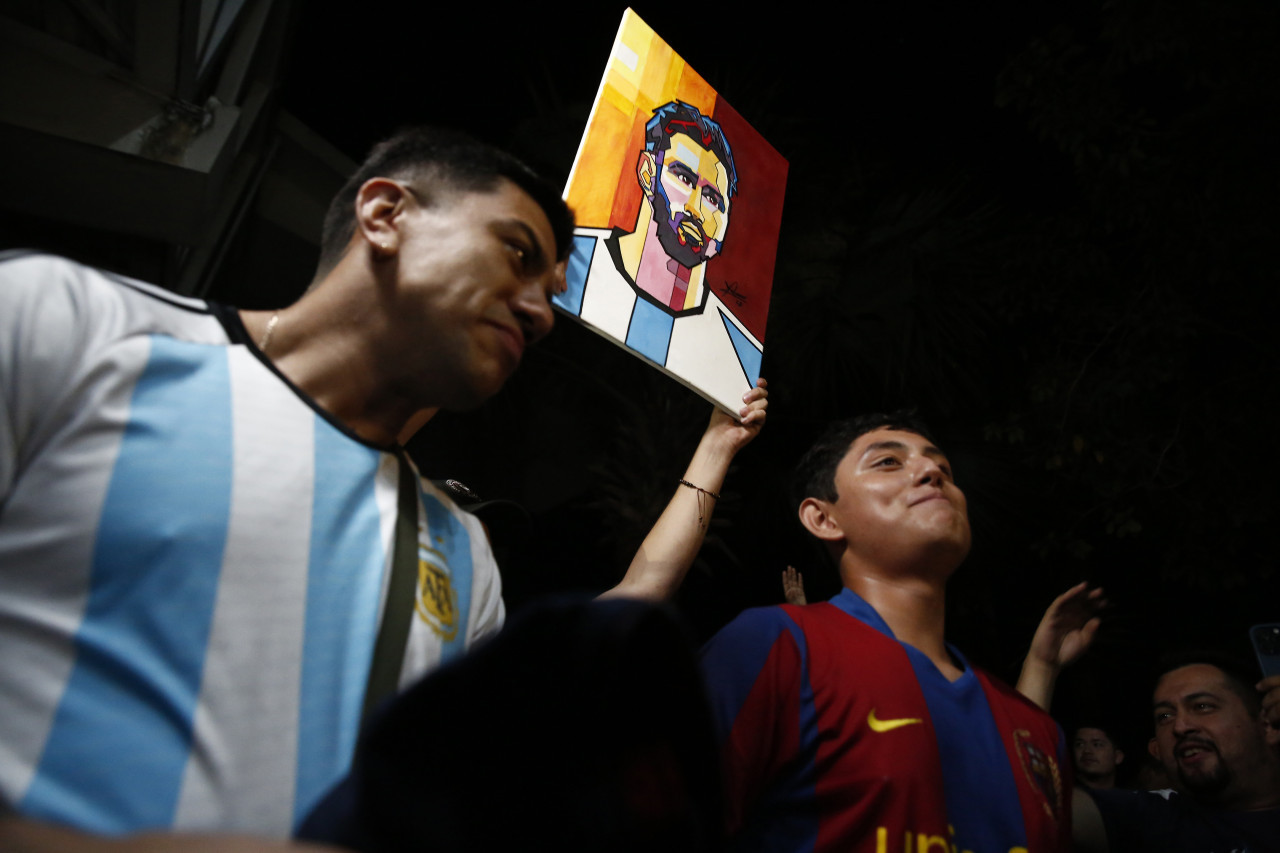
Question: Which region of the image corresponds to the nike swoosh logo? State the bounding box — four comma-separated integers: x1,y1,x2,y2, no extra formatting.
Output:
867,708,923,733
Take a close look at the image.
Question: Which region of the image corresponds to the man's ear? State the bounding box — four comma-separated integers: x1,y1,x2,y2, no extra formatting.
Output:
355,177,411,256
1114,749,1124,765
798,497,846,544
636,151,657,196
1147,737,1161,761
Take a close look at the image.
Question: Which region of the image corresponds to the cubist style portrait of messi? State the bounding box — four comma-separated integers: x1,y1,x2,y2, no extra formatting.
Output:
554,10,788,414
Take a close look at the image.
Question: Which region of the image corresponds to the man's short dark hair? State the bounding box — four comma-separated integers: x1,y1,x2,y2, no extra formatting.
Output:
1071,723,1119,744
1152,649,1262,716
644,101,738,198
792,411,938,508
317,127,575,277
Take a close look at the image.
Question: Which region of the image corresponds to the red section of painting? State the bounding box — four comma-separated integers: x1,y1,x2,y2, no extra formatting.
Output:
705,98,787,343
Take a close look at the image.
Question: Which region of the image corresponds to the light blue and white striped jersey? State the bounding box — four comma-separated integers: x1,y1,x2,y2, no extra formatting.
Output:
0,253,504,836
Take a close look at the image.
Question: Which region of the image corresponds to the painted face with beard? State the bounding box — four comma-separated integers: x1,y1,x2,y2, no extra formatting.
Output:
650,132,731,269
1150,663,1274,806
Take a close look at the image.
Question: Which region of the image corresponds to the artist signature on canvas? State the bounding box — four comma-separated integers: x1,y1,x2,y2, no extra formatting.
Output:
717,281,747,307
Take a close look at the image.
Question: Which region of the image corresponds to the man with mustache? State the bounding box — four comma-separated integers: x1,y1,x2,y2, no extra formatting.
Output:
554,100,762,406
1073,653,1280,851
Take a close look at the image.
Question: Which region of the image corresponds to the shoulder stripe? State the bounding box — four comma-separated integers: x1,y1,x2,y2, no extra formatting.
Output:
293,420,385,828
20,337,235,831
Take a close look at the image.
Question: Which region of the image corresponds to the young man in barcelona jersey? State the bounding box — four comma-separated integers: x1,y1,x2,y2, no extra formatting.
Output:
701,413,1071,853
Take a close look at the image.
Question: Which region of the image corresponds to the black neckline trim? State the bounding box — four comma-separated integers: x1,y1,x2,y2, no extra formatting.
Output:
210,302,401,454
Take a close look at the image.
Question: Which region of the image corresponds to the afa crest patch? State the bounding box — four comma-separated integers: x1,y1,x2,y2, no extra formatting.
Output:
1014,729,1063,822
415,538,458,642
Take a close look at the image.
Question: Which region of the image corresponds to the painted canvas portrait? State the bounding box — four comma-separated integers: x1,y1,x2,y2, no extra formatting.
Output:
553,8,788,414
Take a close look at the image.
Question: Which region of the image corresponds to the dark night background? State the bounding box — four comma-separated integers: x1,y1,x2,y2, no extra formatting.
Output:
9,0,1280,773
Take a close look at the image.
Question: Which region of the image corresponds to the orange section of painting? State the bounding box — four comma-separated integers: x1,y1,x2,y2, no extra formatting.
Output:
566,10,717,229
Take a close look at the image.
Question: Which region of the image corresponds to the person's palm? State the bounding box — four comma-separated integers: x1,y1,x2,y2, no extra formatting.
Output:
1029,582,1105,667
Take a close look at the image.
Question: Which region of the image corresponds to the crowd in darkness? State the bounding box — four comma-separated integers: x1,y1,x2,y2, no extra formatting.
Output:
2,123,1277,852
3,3,1279,850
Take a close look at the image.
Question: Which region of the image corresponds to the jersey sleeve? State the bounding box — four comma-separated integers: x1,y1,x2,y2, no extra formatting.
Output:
0,252,216,515
0,254,94,503
0,261,17,501
461,511,505,645
700,606,808,837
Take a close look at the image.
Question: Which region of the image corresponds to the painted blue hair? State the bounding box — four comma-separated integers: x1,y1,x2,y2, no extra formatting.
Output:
644,101,738,198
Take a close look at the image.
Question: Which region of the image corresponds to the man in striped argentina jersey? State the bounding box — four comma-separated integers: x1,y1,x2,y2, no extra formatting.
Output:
0,128,767,851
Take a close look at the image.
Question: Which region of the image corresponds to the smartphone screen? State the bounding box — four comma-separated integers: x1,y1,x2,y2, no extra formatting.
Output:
1250,623,1280,678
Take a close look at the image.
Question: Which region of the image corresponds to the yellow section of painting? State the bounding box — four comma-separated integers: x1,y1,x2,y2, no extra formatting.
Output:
567,10,717,226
